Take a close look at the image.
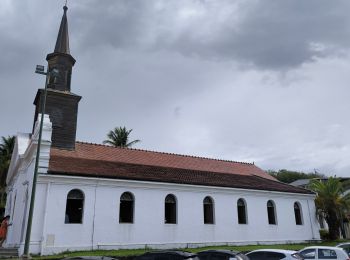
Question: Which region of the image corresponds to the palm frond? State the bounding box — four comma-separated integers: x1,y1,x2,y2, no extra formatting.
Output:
126,139,141,147
103,127,140,148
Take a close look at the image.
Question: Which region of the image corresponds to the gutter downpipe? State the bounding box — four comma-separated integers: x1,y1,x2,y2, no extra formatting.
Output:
91,182,98,250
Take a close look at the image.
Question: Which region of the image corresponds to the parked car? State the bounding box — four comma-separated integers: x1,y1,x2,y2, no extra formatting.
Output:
197,249,249,260
246,249,303,260
298,246,349,260
134,250,199,260
337,243,350,256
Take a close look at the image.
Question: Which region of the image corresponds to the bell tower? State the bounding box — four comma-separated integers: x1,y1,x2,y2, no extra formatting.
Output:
46,5,75,92
33,5,81,150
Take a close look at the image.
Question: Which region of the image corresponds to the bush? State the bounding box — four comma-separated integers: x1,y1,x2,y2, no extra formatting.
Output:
319,229,330,240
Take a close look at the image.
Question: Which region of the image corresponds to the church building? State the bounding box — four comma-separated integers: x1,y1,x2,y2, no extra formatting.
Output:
5,5,320,256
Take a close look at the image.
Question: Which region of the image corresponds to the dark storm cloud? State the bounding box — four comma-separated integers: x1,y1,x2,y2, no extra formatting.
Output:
1,0,350,177
223,0,350,69
169,0,350,69
70,0,350,70
71,0,154,51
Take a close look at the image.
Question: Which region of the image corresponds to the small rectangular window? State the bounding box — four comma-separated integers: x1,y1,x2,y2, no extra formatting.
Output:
265,252,286,260
318,249,337,259
300,249,316,259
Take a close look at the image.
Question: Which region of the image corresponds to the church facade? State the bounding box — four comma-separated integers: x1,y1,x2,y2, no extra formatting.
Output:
5,6,320,256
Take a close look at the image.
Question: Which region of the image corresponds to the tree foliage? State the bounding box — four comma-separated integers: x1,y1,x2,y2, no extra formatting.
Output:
310,177,350,240
268,169,325,184
103,127,140,148
0,136,15,188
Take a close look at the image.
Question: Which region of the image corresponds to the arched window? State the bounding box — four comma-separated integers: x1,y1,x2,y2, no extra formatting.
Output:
267,200,277,225
165,194,177,224
237,198,247,224
294,202,303,225
65,189,84,224
119,192,134,223
203,196,214,224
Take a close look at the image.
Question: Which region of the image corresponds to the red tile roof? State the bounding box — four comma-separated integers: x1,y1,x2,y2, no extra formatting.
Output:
48,142,313,194
51,142,274,178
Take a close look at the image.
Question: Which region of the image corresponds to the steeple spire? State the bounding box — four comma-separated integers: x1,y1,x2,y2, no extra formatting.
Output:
33,3,81,150
54,5,70,54
46,4,76,92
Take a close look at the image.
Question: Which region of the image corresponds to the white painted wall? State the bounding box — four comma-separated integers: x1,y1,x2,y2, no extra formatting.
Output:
36,175,320,255
5,114,321,256
4,114,52,254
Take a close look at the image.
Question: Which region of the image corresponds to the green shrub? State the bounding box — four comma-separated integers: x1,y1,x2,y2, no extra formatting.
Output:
320,229,330,240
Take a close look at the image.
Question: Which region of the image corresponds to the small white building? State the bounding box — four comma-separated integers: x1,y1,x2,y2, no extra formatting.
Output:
4,5,320,256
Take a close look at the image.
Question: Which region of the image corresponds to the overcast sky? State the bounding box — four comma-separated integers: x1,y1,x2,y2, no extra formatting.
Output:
1,0,350,177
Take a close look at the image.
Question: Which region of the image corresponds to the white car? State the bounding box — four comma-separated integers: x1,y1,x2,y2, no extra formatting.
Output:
246,249,303,260
337,243,350,256
299,246,349,260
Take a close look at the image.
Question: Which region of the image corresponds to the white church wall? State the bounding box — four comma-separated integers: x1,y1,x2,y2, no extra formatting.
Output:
6,165,31,247
36,174,320,255
4,114,52,255
5,139,36,249
29,183,51,253
40,181,97,254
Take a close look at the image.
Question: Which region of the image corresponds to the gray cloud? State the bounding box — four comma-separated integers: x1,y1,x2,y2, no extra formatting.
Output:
69,0,350,69
1,0,350,177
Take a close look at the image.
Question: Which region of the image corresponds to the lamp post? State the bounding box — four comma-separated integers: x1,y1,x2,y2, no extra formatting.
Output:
23,65,58,257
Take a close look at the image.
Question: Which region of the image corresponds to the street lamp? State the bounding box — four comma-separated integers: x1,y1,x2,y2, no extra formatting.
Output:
23,65,58,257
35,65,45,75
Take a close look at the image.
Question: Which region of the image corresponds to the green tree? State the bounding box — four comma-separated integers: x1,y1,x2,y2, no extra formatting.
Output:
310,177,350,240
0,136,15,214
268,169,325,183
0,136,15,187
103,127,140,148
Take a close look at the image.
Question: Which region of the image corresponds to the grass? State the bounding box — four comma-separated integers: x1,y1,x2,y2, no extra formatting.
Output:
32,249,149,259
31,240,350,259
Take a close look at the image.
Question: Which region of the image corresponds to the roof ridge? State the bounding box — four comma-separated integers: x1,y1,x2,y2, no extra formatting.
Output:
75,141,255,166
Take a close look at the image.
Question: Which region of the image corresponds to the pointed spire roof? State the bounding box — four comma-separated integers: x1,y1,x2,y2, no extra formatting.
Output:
54,5,70,54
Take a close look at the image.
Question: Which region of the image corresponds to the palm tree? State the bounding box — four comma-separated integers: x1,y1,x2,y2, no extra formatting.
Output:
0,136,15,214
103,127,140,148
0,136,15,187
310,177,350,240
